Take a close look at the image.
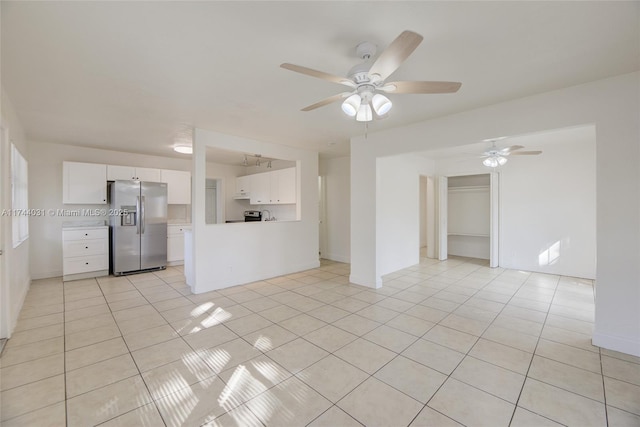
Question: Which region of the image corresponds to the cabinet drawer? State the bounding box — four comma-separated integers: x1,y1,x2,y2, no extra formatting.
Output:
63,228,108,241
63,255,108,275
63,239,107,257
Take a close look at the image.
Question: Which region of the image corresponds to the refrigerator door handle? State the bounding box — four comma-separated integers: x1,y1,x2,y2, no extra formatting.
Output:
140,195,146,234
136,195,141,235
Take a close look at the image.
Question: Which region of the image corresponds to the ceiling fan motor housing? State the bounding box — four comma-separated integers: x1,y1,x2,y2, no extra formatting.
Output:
355,41,377,60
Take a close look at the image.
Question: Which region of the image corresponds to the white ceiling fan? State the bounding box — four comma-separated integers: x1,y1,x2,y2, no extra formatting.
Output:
280,30,462,122
481,140,542,168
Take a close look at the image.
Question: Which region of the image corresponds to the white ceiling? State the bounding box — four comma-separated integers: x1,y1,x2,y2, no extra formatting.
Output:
2,2,638,159
418,125,594,160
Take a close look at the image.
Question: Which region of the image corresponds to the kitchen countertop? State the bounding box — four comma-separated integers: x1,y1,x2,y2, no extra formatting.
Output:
62,220,107,229
167,219,192,225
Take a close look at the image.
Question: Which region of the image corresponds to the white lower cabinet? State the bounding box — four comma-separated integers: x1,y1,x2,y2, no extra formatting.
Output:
62,226,109,281
167,224,190,263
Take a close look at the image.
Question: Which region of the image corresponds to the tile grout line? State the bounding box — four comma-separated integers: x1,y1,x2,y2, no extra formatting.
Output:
599,348,610,427
410,265,529,426
508,273,564,426
63,278,69,427
96,272,171,426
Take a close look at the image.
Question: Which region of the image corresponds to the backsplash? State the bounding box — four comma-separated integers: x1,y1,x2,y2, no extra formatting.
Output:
168,204,191,224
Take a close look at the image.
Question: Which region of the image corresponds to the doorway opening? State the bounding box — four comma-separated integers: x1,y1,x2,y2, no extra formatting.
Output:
205,178,224,224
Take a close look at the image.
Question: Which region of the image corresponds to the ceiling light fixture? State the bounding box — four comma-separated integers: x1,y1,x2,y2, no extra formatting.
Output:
281,31,462,124
241,153,276,168
371,94,392,116
341,91,392,122
341,94,361,117
356,103,373,122
483,155,507,168
173,144,192,154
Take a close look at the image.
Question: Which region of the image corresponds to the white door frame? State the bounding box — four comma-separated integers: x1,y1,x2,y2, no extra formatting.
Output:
0,125,10,338
318,176,327,258
489,171,500,268
437,176,448,260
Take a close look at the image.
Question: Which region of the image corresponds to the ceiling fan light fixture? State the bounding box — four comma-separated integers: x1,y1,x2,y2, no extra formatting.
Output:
355,103,373,122
372,94,392,115
483,156,507,168
483,157,498,168
341,94,361,117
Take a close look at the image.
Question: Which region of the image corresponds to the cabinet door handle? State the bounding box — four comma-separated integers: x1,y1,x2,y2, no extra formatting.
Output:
85,262,89,265
85,233,88,236
85,246,88,249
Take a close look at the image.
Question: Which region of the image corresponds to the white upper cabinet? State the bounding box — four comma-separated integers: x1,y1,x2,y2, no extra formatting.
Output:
107,165,161,182
249,173,270,204
63,161,107,204
272,167,296,204
135,167,161,182
248,167,296,205
106,165,135,181
160,169,191,204
235,175,251,199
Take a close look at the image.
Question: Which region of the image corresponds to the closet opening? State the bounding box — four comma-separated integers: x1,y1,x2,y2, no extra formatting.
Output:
439,173,499,267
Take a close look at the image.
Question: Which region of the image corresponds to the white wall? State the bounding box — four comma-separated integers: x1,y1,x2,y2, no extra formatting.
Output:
435,126,596,278
319,156,350,263
500,129,596,278
1,87,30,338
190,128,319,293
377,154,435,277
351,72,639,356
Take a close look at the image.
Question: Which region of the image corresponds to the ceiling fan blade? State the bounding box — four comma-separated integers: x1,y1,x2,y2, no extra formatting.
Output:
381,81,462,94
510,151,543,156
280,63,355,87
499,145,525,154
301,92,351,111
368,31,424,81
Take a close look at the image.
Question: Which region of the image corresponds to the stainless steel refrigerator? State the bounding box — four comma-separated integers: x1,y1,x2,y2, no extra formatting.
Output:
110,180,167,275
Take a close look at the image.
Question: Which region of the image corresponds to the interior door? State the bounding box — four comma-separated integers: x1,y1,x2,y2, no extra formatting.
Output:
140,182,167,270
111,180,141,274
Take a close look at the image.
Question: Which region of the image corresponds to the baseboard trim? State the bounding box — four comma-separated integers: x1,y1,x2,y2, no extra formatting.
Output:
192,260,321,294
349,274,382,289
322,253,350,263
593,331,640,358
31,271,63,280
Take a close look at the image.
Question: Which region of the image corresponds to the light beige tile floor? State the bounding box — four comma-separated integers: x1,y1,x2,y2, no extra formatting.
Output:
1,256,639,426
